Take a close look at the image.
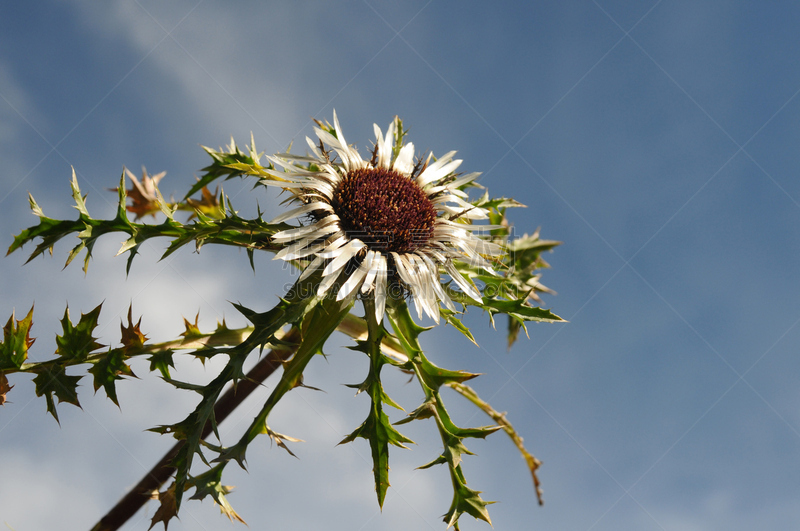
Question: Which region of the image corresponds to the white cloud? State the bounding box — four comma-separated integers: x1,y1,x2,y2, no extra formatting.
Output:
62,0,306,150
0,451,104,529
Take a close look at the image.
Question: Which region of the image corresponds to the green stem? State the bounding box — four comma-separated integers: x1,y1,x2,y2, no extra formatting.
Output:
10,311,404,377
90,327,301,531
361,295,392,506
386,297,493,527
338,295,415,508
223,292,354,464
12,326,254,375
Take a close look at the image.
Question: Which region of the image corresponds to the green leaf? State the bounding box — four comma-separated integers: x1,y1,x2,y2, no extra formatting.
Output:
507,231,561,281
486,298,565,323
386,299,499,528
444,481,494,528
340,406,414,507
446,287,565,326
181,314,203,339
508,317,523,349
0,306,35,370
149,350,175,379
393,400,435,426
416,454,447,470
160,375,208,393
33,365,82,423
221,292,353,467
6,189,91,262
169,274,330,511
415,351,480,392
88,349,135,406
188,464,246,524
440,308,477,346
69,168,90,217
8,169,285,276
475,195,526,210
55,304,104,362
339,297,415,507
434,397,501,442
186,138,262,199
507,233,561,254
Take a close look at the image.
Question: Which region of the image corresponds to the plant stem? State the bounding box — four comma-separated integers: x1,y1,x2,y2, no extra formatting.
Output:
89,327,300,531
90,307,406,530
447,382,543,505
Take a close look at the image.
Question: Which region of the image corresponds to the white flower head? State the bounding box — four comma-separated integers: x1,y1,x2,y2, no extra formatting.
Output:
263,111,502,323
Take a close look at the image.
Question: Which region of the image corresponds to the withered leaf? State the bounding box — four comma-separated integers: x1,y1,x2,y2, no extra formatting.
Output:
0,373,13,405
149,484,179,530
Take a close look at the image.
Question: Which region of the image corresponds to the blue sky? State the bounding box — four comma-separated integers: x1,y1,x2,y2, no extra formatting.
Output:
2,1,800,529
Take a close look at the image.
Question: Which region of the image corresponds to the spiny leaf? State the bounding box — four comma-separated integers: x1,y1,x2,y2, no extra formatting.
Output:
120,306,147,352
32,365,82,423
160,376,208,393
55,303,104,362
69,167,90,217
434,397,501,442
341,297,414,508
148,417,194,440
440,309,477,346
6,188,90,261
148,483,179,530
394,400,435,426
0,306,35,370
265,426,304,458
508,234,561,256
188,465,247,524
407,349,480,394
417,454,447,470
214,440,249,471
224,162,271,177
114,172,130,223
339,407,414,507
65,222,97,273
490,298,565,323
186,138,262,199
181,314,203,339
149,350,175,379
217,291,350,490
88,349,136,406
166,404,217,509
387,299,497,528
118,166,166,220
9,169,284,275
170,278,328,511
7,213,75,262
0,372,13,405
444,481,494,528
446,287,565,326
475,195,526,210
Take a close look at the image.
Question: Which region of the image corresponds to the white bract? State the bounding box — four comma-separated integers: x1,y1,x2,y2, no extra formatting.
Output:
263,112,502,323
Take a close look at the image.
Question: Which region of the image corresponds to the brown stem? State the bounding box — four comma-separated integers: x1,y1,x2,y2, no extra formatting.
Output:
90,327,301,531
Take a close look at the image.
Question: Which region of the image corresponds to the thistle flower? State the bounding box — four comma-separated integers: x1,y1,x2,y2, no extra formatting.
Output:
263,112,502,323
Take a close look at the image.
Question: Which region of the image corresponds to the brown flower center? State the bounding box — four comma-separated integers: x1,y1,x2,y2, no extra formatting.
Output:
332,167,437,253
